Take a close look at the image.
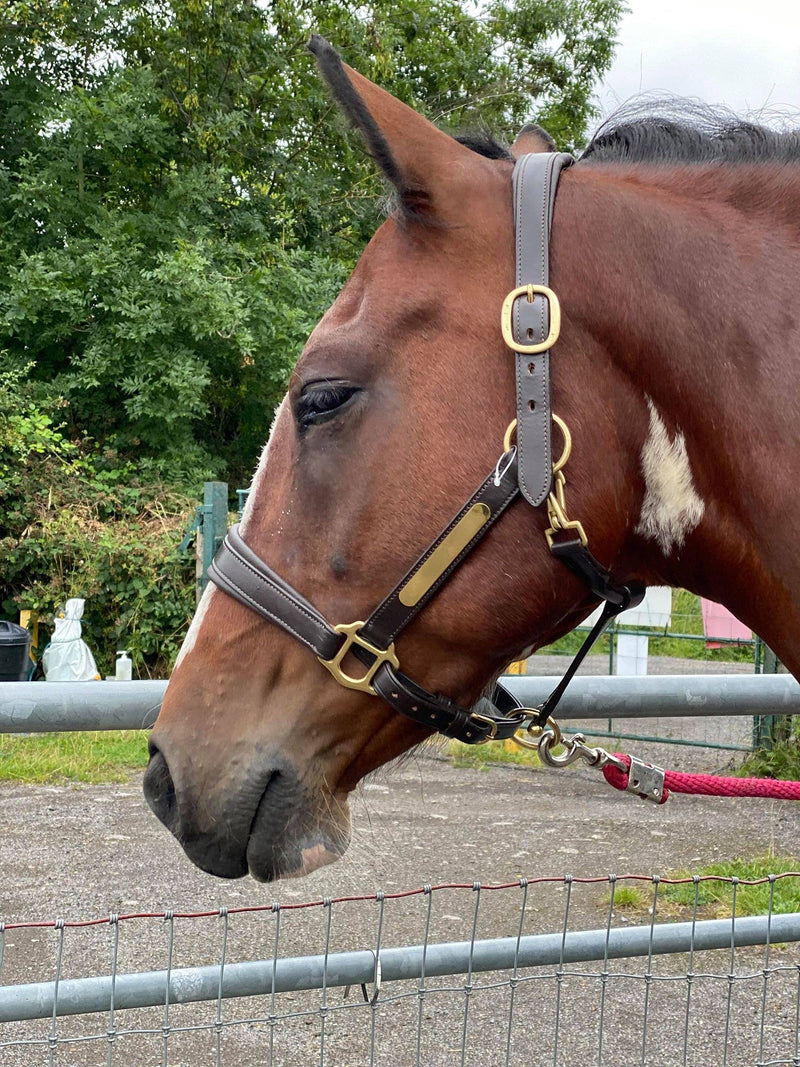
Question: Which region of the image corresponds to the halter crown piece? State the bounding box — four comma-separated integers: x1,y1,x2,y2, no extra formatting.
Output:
208,154,644,745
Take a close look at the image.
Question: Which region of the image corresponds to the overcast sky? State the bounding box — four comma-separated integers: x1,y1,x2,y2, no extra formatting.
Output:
597,0,800,125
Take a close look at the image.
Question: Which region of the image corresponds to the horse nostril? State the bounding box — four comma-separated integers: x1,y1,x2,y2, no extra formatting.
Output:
143,743,179,834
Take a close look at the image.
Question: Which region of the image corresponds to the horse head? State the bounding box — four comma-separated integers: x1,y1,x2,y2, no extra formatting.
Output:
142,40,748,881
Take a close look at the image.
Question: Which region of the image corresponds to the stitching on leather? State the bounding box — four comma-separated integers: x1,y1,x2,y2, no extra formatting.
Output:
365,467,506,631
381,478,520,643
221,542,333,644
211,567,321,652
515,155,531,500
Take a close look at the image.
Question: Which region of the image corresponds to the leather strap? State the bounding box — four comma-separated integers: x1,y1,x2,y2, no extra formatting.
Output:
209,448,529,746
208,527,342,661
549,537,644,610
360,449,520,650
511,152,573,507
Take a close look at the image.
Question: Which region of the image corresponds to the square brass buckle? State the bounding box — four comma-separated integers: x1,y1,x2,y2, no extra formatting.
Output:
500,284,561,354
466,711,500,743
318,621,400,695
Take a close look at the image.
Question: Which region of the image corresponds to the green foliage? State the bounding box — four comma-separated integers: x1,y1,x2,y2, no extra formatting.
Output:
0,0,622,484
0,362,196,676
740,721,800,781
0,0,622,663
609,885,648,910
444,736,541,768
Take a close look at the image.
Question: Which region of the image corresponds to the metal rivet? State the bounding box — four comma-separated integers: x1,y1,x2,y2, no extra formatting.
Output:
391,692,399,699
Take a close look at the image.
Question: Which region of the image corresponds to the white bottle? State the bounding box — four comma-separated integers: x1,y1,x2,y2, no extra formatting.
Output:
115,650,132,681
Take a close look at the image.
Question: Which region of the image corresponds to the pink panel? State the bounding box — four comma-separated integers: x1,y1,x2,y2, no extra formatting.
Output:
700,599,752,642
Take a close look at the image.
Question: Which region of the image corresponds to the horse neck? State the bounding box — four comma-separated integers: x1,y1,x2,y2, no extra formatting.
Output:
555,163,800,674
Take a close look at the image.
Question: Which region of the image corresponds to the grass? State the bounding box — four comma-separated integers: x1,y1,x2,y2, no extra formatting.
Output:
611,885,649,910
443,737,541,769
740,727,800,781
0,730,149,784
606,857,800,920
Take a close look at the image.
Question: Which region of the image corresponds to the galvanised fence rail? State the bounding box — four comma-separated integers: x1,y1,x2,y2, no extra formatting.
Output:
2,675,799,733
3,876,800,1066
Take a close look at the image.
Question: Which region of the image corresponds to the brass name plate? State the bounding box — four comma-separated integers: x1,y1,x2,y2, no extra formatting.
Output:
398,503,491,607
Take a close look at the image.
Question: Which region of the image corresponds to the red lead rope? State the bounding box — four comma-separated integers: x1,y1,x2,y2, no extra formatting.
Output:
602,753,800,804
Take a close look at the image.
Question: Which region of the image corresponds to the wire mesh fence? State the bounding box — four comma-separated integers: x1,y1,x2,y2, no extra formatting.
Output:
3,873,800,1066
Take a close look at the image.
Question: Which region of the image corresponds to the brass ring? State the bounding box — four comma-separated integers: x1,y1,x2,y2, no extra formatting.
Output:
551,414,572,474
502,416,571,472
503,419,517,454
528,716,562,746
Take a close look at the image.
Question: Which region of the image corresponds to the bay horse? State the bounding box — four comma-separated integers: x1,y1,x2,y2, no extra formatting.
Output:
144,37,800,882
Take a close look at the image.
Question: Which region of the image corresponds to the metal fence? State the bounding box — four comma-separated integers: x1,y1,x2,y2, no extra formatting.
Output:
4,681,800,1062
2,675,799,734
3,875,800,1066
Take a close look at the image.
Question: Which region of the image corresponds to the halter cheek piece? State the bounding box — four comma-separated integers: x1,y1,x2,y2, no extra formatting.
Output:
209,153,644,745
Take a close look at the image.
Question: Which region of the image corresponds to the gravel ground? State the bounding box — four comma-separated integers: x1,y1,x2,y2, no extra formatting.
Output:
2,721,800,1066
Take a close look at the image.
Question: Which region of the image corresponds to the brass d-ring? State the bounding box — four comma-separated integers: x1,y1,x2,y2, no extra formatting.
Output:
510,714,562,751
503,419,517,454
552,414,572,473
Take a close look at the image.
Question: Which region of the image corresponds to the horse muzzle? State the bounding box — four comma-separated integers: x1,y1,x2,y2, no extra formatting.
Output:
143,738,349,882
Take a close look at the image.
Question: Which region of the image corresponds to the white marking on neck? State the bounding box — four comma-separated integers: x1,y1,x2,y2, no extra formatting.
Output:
636,397,705,554
240,397,288,537
173,583,217,672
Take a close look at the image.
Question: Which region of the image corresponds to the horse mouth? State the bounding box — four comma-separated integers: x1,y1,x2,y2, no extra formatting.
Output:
144,745,350,883
244,771,350,882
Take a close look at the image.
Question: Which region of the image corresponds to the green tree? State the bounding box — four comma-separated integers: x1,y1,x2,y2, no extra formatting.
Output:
0,0,622,485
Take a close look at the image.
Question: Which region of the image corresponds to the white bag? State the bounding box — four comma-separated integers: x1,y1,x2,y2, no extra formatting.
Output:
42,598,99,681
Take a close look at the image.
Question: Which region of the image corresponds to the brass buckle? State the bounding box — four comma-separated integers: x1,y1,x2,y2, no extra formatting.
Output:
318,622,399,695
501,284,561,354
466,711,501,743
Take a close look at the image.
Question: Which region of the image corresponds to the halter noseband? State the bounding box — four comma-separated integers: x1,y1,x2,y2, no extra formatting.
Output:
208,153,643,745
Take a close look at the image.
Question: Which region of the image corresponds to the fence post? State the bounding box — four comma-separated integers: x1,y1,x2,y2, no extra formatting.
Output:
195,482,228,603
753,643,788,750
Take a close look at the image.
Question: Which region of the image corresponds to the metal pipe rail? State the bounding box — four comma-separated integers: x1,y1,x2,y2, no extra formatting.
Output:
2,912,798,1023
0,680,165,733
0,674,798,732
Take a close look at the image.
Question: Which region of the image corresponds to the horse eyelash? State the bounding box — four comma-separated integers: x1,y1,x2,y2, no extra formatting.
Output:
295,384,360,430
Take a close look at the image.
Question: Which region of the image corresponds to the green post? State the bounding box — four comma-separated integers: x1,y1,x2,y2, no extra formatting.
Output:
752,641,787,751
196,482,228,602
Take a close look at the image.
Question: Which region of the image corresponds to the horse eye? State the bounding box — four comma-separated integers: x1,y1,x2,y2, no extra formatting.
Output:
295,383,360,432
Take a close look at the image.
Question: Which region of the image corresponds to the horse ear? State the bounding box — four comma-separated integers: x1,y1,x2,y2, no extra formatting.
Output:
511,124,556,158
308,35,486,219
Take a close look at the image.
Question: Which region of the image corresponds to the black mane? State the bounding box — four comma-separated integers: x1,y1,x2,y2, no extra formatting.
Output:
454,99,800,167
579,99,800,165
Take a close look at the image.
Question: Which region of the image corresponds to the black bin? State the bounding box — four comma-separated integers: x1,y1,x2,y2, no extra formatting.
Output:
0,621,33,681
